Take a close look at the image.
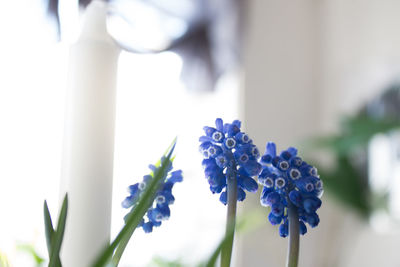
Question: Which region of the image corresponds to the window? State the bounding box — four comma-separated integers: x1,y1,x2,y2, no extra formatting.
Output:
0,1,241,265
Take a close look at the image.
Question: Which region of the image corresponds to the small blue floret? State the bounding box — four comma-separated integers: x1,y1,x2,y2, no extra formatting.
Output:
122,163,183,233
279,220,289,237
199,118,261,204
258,142,323,237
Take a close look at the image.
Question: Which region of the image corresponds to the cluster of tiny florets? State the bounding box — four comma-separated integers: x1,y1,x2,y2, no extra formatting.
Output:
258,142,323,237
199,118,261,204
122,163,183,233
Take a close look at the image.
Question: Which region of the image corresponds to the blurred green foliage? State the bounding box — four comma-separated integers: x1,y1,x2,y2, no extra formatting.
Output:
0,251,10,267
309,114,400,218
313,115,400,156
316,155,370,218
150,257,187,267
17,243,45,266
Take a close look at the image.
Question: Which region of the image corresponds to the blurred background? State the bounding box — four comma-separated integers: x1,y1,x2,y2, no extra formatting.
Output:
1,0,400,266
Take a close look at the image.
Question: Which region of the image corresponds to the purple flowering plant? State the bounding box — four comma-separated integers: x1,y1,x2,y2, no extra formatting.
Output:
199,119,323,267
43,140,182,267
199,118,261,267
41,119,323,267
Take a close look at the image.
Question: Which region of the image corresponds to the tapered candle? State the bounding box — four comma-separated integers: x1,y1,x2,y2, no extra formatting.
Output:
60,1,120,266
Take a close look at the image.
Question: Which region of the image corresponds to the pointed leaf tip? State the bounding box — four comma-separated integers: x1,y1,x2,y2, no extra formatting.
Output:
48,193,68,267
43,200,55,258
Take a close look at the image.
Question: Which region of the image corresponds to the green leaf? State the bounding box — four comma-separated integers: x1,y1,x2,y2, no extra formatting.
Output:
92,139,177,267
43,200,55,258
48,194,68,267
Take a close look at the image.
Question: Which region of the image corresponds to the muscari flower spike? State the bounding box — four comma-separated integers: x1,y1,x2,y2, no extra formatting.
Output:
122,163,183,233
258,142,323,237
199,118,261,204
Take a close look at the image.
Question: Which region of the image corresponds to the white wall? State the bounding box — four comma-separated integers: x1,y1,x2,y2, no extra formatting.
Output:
240,1,400,266
243,0,319,146
319,0,400,131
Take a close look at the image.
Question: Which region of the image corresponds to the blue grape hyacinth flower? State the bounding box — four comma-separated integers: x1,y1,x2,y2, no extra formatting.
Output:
122,164,183,233
199,118,261,204
258,142,323,237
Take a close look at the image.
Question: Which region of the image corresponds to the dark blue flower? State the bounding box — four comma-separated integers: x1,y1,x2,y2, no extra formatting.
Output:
122,165,183,233
199,118,261,204
258,142,323,237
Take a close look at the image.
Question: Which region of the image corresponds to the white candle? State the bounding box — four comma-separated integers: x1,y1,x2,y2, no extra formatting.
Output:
60,1,120,266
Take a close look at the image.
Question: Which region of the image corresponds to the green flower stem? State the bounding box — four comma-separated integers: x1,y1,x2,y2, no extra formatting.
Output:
286,201,300,267
221,172,237,267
